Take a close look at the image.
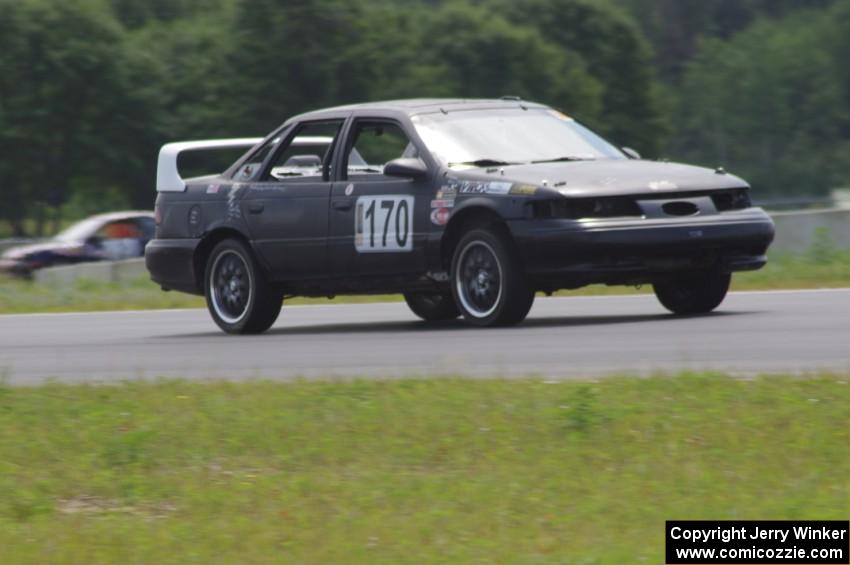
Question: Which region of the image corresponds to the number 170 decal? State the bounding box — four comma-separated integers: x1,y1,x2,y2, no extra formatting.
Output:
355,195,414,253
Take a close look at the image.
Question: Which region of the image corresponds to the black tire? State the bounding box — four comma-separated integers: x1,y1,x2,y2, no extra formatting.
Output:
404,291,460,321
450,228,534,327
653,270,731,315
204,239,282,334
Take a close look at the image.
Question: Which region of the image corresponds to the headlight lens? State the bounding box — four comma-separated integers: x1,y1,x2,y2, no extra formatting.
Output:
711,189,751,211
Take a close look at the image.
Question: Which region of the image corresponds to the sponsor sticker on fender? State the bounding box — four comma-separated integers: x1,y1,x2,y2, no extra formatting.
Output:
436,185,457,199
430,207,450,226
446,179,513,195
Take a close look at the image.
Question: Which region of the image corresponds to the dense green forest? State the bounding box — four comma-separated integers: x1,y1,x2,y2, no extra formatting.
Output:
1,0,848,235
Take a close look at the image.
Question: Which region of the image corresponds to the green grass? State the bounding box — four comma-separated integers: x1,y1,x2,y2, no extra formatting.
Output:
1,374,849,563
0,276,206,313
732,248,850,290
556,249,850,296
1,249,849,314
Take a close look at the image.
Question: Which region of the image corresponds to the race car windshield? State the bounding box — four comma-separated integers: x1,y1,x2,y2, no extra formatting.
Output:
412,108,626,168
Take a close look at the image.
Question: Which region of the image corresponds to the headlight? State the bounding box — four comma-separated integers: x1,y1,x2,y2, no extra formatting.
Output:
712,189,751,211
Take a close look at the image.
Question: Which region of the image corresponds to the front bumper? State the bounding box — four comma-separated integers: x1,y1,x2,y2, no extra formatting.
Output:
144,238,202,295
509,207,775,286
0,259,32,278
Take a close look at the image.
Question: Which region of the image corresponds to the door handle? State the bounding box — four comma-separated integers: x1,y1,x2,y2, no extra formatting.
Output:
247,203,264,214
332,200,353,211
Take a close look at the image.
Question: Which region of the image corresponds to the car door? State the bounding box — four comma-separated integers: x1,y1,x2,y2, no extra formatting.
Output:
240,120,343,281
329,118,431,279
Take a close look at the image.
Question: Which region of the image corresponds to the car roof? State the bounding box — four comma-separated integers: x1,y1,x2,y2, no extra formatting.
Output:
82,211,154,224
287,98,550,123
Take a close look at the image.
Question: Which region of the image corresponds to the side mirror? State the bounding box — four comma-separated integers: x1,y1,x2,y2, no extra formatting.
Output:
384,158,428,179
622,147,641,160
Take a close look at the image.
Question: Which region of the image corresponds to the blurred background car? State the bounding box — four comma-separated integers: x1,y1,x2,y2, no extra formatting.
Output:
0,211,155,278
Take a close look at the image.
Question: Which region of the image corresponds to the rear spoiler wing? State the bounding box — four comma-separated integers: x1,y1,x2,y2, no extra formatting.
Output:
156,138,262,192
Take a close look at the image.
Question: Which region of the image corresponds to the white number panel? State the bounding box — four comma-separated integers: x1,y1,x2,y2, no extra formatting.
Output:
355,195,414,253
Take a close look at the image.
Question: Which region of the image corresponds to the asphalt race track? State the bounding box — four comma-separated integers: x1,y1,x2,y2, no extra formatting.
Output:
2,289,849,384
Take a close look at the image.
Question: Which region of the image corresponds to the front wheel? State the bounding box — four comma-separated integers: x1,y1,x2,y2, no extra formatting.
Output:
653,270,731,315
404,291,460,321
451,228,534,327
204,239,282,334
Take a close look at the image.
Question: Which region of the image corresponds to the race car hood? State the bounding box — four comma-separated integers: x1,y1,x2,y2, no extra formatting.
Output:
456,159,748,197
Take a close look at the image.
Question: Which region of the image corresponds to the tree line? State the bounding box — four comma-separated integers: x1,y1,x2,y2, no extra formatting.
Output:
1,0,848,236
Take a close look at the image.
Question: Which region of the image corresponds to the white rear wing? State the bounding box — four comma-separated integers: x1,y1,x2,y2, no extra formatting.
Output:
156,138,262,192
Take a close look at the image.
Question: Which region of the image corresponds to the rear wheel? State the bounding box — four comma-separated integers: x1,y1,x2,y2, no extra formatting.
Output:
204,239,282,334
404,291,460,321
451,228,534,327
653,270,731,315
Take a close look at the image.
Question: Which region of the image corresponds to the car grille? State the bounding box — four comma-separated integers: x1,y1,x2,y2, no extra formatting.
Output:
530,188,751,219
531,196,642,219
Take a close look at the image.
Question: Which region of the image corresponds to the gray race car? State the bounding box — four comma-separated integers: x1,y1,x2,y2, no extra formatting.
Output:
145,98,774,333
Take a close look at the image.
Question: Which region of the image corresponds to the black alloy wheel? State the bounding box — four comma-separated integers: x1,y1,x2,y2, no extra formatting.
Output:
653,269,731,315
451,228,534,327
204,239,282,334
404,291,460,321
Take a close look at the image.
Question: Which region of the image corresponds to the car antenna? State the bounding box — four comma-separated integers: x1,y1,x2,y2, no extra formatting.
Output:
500,95,527,110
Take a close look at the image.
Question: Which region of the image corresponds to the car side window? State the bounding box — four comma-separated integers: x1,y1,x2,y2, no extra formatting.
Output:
264,120,343,182
92,220,145,259
345,121,417,178
97,221,142,240
234,136,282,181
